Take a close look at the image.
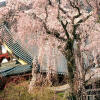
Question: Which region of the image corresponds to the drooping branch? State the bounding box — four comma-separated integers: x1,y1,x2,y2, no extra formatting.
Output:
30,11,67,42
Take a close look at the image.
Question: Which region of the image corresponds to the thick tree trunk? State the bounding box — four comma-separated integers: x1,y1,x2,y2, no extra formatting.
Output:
74,41,87,100
28,73,37,93
64,40,77,100
28,59,39,93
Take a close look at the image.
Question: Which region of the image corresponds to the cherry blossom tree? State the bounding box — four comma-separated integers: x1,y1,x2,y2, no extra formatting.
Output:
0,0,100,100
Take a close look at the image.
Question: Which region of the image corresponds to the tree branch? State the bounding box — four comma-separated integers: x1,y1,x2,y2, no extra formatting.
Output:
43,3,67,42
69,0,81,24
43,22,67,41
77,14,91,24
59,6,67,14
60,20,70,39
72,14,91,39
57,2,70,39
30,12,66,41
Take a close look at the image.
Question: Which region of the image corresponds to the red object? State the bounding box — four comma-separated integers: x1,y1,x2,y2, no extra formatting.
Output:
0,53,10,63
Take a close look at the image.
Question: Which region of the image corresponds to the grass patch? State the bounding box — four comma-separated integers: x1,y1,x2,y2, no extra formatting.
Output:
57,92,64,97
0,81,67,100
0,81,33,100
